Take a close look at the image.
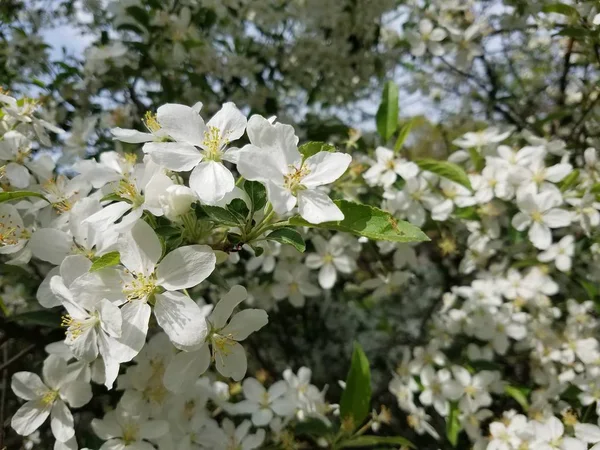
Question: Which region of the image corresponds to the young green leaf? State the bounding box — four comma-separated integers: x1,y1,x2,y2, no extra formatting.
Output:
446,402,462,447
376,81,399,142
394,119,414,152
416,158,472,190
0,191,49,203
505,385,530,412
90,251,121,272
340,342,372,430
265,228,306,252
243,180,267,213
227,199,250,222
542,3,579,17
340,436,415,448
289,200,429,243
298,141,336,160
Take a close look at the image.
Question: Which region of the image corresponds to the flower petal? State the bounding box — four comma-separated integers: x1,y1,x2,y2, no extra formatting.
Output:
301,152,352,188
156,245,216,290
297,190,344,224
154,291,208,350
189,160,235,205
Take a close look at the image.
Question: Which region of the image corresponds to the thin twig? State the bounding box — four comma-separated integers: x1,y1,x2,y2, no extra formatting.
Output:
0,344,35,373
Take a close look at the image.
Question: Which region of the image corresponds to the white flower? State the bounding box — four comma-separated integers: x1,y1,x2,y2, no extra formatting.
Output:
512,191,571,250
407,19,447,57
364,146,419,187
237,115,351,224
158,184,197,220
92,403,169,450
444,367,495,413
272,264,320,307
142,102,246,204
234,378,296,426
532,416,586,450
202,418,265,450
0,204,29,255
11,355,92,442
538,235,574,272
419,366,452,416
164,286,268,385
305,235,356,289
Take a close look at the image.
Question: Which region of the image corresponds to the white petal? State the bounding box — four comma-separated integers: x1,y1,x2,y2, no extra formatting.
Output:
98,298,122,338
236,144,288,183
5,162,31,188
139,420,169,440
43,355,67,389
575,423,600,443
11,372,47,400
154,291,208,350
11,399,51,436
189,161,235,205
111,128,154,143
252,408,273,426
156,245,216,290
37,268,61,308
206,102,247,143
51,400,74,442
84,202,132,231
543,208,571,228
144,142,202,172
118,219,161,276
245,115,300,164
163,345,210,393
529,222,552,250
242,377,265,402
318,263,337,289
70,269,126,307
28,229,73,265
209,285,248,329
60,255,93,287
265,180,296,214
157,103,206,145
115,301,151,362
297,190,343,224
221,309,268,341
214,341,247,381
301,152,352,188
511,212,531,231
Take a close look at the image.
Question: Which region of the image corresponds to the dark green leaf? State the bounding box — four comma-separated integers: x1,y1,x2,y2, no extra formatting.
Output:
9,309,62,328
294,418,331,437
243,180,267,212
0,191,49,203
446,402,461,447
340,436,415,448
155,226,181,237
416,158,472,190
126,6,150,26
298,141,336,160
201,205,244,227
340,342,372,430
227,199,250,222
557,26,588,38
90,251,121,272
394,119,414,152
289,200,429,243
265,228,306,252
376,81,399,142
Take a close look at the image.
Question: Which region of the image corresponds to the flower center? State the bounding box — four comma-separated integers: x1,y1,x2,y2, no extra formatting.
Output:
284,164,310,194
122,422,140,445
40,390,59,406
123,274,158,301
143,111,161,133
0,215,22,248
531,211,543,223
116,179,144,207
202,126,226,161
61,313,99,339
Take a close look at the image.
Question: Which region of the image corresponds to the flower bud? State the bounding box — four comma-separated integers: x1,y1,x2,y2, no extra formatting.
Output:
159,185,197,220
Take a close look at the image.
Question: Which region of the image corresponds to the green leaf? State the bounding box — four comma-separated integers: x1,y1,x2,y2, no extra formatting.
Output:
557,26,588,38
394,119,414,153
9,309,62,328
340,436,415,448
227,199,250,222
289,200,429,243
446,402,461,447
298,141,336,160
243,180,267,213
559,169,580,191
505,385,530,412
416,158,472,190
294,418,331,437
90,251,121,272
0,191,49,203
100,193,127,203
201,205,244,227
542,3,579,17
340,342,372,430
376,81,399,142
265,228,306,252
155,226,181,237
